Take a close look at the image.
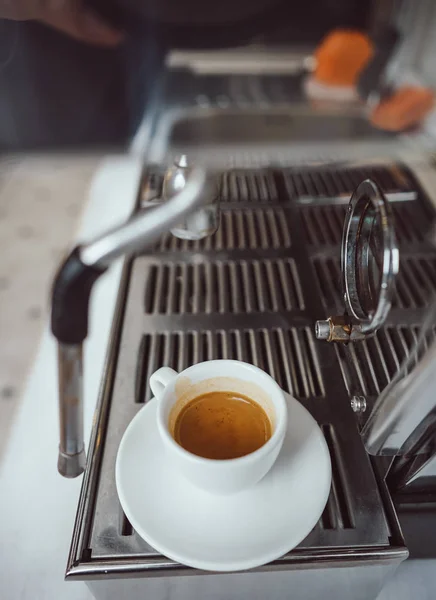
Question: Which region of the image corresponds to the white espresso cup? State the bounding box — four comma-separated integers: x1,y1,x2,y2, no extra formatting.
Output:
150,360,288,495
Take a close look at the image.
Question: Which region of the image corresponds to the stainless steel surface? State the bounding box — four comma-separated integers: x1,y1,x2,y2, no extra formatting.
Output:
57,344,86,478
86,562,400,600
315,179,399,342
65,162,436,583
162,155,220,240
80,167,208,268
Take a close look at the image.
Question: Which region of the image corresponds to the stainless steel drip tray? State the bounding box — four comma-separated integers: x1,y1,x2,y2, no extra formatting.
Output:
66,162,436,579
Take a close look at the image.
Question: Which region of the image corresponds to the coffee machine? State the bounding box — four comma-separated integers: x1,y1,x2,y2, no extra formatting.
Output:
50,1,436,598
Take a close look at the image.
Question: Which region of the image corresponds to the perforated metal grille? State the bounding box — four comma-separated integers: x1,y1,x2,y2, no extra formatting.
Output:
395,258,436,308
313,256,436,312
144,258,304,315
154,207,292,251
221,170,278,203
392,203,434,244
135,328,324,404
300,206,347,246
85,163,427,571
285,165,413,199
300,201,432,247
141,164,414,206
336,326,436,398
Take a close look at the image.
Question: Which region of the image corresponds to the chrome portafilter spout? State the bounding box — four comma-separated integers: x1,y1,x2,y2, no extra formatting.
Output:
51,166,216,477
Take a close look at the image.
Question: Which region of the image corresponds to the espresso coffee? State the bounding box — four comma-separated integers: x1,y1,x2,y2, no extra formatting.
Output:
173,391,272,460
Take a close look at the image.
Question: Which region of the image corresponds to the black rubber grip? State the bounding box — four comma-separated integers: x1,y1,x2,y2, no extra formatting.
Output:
51,247,107,345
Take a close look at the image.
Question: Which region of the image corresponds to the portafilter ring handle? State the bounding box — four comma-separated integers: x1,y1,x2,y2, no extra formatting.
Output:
316,179,399,342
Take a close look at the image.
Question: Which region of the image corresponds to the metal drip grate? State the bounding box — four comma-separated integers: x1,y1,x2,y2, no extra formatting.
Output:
141,164,415,207
300,206,347,246
154,207,292,251
221,170,278,203
135,328,324,404
335,326,436,398
285,165,414,200
143,258,304,315
392,202,435,244
72,162,434,578
313,256,436,312
300,201,432,248
394,258,436,309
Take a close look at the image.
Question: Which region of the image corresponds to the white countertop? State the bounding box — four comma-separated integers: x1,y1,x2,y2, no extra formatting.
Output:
0,156,142,600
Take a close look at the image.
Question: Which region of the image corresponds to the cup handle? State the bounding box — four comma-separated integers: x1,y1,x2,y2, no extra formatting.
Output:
149,367,178,400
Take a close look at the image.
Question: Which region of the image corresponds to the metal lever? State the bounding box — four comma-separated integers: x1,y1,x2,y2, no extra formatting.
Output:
52,167,211,477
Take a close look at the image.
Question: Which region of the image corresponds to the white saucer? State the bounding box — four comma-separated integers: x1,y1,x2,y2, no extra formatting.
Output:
116,393,331,572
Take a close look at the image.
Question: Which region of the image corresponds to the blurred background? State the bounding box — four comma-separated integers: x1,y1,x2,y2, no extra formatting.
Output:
4,0,436,420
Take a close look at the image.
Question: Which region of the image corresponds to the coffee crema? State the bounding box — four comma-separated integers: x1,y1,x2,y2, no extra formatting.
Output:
172,391,272,460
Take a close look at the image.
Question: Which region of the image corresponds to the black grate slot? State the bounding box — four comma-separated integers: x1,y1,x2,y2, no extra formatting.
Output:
216,330,225,360
270,329,289,393
144,265,158,313
282,328,325,398
119,511,133,536
243,330,255,365
186,332,196,367
135,334,151,403
301,330,325,398
256,330,271,375
312,258,343,312
200,332,210,362
320,425,355,530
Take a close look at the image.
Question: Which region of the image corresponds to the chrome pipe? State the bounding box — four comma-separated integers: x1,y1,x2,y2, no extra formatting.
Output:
57,343,86,478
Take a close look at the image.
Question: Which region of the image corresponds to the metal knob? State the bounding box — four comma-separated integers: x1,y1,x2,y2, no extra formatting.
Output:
315,320,331,341
58,448,86,478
